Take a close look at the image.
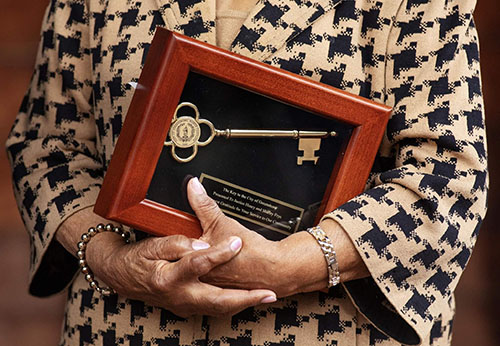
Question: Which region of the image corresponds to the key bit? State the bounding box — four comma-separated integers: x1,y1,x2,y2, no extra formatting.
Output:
297,138,322,165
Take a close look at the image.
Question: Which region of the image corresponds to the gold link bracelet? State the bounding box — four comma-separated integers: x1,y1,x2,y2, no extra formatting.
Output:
306,226,341,288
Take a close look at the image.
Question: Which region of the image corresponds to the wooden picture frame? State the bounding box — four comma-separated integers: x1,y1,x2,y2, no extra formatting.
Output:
94,28,392,238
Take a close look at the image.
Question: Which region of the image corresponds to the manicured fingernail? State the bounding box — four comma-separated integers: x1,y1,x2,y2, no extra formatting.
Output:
192,240,210,251
261,295,277,304
230,237,242,252
191,177,206,195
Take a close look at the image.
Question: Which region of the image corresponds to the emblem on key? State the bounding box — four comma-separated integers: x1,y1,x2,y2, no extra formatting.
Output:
164,102,336,164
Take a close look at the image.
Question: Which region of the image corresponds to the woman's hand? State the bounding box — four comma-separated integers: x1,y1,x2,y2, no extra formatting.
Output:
56,208,277,318
187,178,297,297
187,178,369,297
87,232,276,317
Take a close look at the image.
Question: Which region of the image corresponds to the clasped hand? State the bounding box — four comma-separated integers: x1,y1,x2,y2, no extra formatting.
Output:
86,178,283,318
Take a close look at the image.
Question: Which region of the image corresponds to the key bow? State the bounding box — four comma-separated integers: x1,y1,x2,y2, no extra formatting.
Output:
164,102,216,163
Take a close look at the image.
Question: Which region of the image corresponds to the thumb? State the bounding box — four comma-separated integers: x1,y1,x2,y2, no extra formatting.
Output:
187,177,225,231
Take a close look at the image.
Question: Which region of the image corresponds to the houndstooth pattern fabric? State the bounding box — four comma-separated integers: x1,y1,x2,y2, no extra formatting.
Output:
6,0,487,345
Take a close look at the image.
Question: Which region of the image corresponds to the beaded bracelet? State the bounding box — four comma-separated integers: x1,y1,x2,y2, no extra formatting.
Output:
306,226,340,288
76,223,130,296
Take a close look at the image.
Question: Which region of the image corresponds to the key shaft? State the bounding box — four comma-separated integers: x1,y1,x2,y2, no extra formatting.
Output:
215,129,336,139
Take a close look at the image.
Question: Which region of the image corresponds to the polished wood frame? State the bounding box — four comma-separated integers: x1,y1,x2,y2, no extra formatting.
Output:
94,28,392,238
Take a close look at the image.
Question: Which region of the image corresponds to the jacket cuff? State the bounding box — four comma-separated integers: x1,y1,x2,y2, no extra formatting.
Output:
321,212,423,345
28,186,101,297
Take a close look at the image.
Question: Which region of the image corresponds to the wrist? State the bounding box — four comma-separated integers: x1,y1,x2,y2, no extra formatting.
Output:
318,218,369,282
55,206,113,256
274,232,329,296
84,226,129,292
86,231,124,268
306,225,340,288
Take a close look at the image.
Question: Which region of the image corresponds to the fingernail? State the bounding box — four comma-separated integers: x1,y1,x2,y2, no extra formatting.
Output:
191,177,206,195
192,240,210,251
261,295,277,304
230,237,242,252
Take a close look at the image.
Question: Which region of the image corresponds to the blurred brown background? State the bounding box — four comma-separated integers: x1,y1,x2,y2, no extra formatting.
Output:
0,1,498,345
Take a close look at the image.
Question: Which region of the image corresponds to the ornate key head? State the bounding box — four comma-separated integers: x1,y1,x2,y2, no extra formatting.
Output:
164,102,216,163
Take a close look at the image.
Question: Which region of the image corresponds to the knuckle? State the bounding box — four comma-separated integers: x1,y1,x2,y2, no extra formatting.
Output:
203,212,225,234
198,195,219,212
135,238,158,258
168,234,191,250
151,262,167,291
197,200,225,229
150,239,167,258
169,234,189,244
154,235,192,260
188,254,214,276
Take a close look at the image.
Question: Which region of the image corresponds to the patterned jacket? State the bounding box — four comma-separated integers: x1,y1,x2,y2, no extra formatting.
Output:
6,0,487,345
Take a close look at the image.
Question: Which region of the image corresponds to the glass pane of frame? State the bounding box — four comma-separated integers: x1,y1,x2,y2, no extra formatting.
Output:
146,71,353,240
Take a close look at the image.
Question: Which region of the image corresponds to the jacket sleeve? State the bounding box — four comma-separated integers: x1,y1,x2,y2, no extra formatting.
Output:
322,0,487,344
6,0,102,297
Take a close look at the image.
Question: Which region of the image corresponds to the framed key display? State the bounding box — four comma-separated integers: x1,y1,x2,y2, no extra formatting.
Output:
94,29,392,239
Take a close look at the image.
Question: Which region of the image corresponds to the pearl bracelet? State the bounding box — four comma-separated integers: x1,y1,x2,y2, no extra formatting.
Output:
76,223,130,296
306,226,340,288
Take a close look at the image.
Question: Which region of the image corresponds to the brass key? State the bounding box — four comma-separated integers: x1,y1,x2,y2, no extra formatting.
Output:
164,102,336,164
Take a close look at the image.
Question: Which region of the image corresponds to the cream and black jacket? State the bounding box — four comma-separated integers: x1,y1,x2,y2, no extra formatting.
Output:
6,0,487,345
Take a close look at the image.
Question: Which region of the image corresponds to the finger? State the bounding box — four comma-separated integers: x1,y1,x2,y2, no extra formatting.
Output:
187,177,225,232
182,236,243,278
201,287,277,316
144,235,210,261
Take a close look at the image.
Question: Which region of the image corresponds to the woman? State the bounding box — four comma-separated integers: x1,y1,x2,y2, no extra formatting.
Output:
7,0,487,345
